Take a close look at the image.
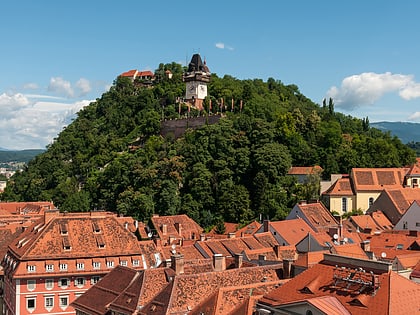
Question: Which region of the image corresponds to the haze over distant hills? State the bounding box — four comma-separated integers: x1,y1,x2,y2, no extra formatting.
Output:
370,122,420,144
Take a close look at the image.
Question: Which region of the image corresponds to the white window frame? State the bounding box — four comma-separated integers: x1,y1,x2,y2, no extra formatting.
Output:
45,296,54,310
76,262,85,270
27,279,36,291
120,260,128,266
91,276,100,285
132,259,140,267
45,279,54,290
59,278,70,288
59,295,69,309
26,296,36,312
27,265,36,273
106,260,114,268
75,277,86,288
93,261,101,269
59,263,68,271
46,264,54,272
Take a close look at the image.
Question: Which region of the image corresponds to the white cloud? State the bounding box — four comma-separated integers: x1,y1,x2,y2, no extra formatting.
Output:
0,92,92,149
215,42,234,51
326,72,420,110
23,82,39,90
48,77,74,98
408,111,420,121
75,78,91,96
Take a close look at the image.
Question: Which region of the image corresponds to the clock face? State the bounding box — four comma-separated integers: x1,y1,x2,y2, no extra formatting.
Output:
189,83,195,92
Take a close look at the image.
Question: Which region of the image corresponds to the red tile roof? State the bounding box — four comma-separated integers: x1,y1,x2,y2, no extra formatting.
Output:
351,168,406,192
386,188,420,215
293,201,339,232
406,157,420,176
151,214,203,244
259,254,420,315
269,218,313,246
0,201,54,215
323,177,354,196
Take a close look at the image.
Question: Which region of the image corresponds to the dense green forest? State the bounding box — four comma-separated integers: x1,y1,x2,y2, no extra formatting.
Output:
1,62,416,229
0,149,45,164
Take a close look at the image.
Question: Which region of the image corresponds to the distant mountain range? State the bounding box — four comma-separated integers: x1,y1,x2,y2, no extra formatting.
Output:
370,121,420,144
0,149,45,164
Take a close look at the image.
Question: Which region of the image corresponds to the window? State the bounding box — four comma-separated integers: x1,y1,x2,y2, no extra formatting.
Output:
75,277,86,287
403,221,408,229
416,222,420,227
27,280,36,291
368,197,374,206
59,295,69,308
46,264,54,272
106,260,114,268
45,279,54,290
27,297,36,310
76,263,85,270
120,260,128,266
59,263,67,271
91,276,100,285
93,261,101,269
132,259,140,267
27,265,36,272
45,296,54,309
59,278,69,288
342,198,347,213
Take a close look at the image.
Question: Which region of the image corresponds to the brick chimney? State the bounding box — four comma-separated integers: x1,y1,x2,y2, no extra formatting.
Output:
228,232,235,239
234,253,243,269
213,254,226,272
200,234,206,241
361,240,371,252
274,245,281,260
263,220,270,233
171,254,184,275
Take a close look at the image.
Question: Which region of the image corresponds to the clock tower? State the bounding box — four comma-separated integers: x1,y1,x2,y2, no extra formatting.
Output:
183,53,211,110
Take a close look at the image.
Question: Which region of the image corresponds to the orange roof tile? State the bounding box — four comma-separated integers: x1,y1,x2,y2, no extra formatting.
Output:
386,188,420,215
269,218,313,246
406,157,420,176
151,214,203,243
351,168,406,192
370,211,393,230
259,254,420,315
330,243,368,259
323,177,354,196
293,201,339,232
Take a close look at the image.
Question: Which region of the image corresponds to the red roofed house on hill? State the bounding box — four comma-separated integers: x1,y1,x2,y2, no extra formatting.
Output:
1,210,147,315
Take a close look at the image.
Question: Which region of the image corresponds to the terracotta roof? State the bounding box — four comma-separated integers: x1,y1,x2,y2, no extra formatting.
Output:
288,165,323,175
269,218,313,246
160,243,205,261
330,243,368,259
370,211,393,230
294,201,339,231
139,264,284,314
234,220,261,237
0,201,54,215
294,251,327,268
351,168,406,192
253,231,279,248
406,157,420,176
348,215,382,232
386,188,420,215
151,214,203,244
323,176,354,196
394,252,420,270
259,254,420,315
410,260,420,279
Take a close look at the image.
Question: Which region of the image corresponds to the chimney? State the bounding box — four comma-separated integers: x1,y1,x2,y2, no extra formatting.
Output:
283,258,294,279
228,232,235,239
263,220,270,233
274,245,281,260
213,254,226,272
200,234,206,242
161,224,167,235
44,209,59,223
259,254,266,264
234,253,243,269
175,222,182,237
171,254,184,275
165,259,172,268
361,240,371,252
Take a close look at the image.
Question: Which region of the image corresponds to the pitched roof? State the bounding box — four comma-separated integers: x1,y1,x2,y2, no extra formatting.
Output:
0,201,54,215
385,188,420,215
269,218,313,246
406,157,420,176
287,165,323,175
294,201,339,231
370,211,393,230
151,214,203,243
351,168,406,192
323,176,354,196
139,264,284,314
9,211,142,260
330,243,369,259
259,254,420,315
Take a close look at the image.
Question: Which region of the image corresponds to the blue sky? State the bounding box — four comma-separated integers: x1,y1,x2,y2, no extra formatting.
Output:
1,1,420,150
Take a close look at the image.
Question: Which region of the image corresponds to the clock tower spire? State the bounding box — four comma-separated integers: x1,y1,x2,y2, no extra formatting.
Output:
183,53,211,110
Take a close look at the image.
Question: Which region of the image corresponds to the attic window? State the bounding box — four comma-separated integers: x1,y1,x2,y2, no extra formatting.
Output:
396,244,404,250
92,221,101,233
62,236,71,250
60,223,68,235
95,235,106,248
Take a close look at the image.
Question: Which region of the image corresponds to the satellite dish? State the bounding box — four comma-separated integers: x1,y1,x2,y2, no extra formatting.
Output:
333,234,339,240
147,232,153,238
381,252,387,258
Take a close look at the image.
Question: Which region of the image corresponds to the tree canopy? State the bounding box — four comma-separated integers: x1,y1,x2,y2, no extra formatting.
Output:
2,63,416,229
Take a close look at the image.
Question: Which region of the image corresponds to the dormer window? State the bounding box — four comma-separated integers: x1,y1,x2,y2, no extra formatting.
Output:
93,261,101,269
76,262,85,270
92,221,101,233
120,260,128,266
27,265,36,273
46,264,54,272
62,236,71,251
60,222,68,235
59,263,68,271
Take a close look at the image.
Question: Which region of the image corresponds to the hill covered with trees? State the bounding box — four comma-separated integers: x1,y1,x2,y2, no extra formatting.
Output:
1,62,416,229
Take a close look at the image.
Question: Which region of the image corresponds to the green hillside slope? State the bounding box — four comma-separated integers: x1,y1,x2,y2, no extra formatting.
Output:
1,62,416,228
